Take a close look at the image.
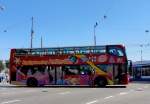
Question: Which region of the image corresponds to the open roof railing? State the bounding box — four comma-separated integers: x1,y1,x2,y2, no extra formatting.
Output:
14,45,107,56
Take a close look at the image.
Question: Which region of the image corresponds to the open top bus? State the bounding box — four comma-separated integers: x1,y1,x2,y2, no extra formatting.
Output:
9,44,130,87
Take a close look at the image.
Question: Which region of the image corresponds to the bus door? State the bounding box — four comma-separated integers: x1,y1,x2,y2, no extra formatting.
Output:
55,66,64,85
49,66,64,85
47,66,54,84
113,64,121,84
113,64,127,84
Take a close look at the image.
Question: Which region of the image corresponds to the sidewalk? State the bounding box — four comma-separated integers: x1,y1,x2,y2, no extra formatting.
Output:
0,81,10,87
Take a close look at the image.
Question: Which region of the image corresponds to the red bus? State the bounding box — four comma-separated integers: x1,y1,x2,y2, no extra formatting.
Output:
9,45,129,87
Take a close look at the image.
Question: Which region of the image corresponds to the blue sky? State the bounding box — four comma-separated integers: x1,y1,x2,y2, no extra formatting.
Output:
0,0,150,61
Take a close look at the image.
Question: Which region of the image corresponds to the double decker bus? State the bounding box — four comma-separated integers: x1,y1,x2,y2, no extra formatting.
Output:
9,44,129,87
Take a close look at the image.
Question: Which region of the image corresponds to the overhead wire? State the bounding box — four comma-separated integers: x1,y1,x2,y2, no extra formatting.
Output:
0,19,30,33
96,0,117,26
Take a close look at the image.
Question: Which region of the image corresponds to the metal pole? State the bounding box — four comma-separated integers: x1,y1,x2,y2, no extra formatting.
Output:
140,45,143,77
141,50,142,63
41,36,43,48
31,17,33,48
94,26,96,46
93,22,98,46
140,45,143,64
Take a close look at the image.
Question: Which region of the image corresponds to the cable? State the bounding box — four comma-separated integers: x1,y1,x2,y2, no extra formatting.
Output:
96,0,117,25
0,19,30,33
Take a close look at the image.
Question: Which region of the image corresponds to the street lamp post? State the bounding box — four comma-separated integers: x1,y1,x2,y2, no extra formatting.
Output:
31,17,34,48
94,22,98,46
41,36,43,48
140,44,143,77
94,26,96,46
140,44,143,63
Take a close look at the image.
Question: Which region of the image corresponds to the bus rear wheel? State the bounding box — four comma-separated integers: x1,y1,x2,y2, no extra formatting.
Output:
94,77,107,87
27,77,38,87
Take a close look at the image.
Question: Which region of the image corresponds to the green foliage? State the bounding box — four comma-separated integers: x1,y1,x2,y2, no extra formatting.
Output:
0,60,4,72
5,60,9,69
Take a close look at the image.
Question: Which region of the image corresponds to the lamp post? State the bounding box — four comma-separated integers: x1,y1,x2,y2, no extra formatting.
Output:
94,22,98,46
41,36,43,48
31,17,34,48
140,44,143,77
140,44,143,63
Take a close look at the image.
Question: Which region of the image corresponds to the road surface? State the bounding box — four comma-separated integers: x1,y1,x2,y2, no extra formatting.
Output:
0,82,150,104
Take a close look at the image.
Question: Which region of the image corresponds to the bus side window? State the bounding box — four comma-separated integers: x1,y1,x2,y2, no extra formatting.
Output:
109,49,118,56
116,49,124,57
80,66,92,75
108,46,124,57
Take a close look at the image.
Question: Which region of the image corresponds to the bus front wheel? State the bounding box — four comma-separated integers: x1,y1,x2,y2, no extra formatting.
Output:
27,77,38,87
94,77,107,87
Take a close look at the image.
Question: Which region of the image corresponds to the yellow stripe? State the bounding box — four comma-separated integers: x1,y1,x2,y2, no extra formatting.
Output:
75,54,114,85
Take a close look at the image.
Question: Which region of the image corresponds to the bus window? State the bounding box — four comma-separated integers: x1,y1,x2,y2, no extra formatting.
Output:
75,50,79,54
69,50,75,54
80,65,92,75
108,47,124,57
97,64,108,72
117,49,124,56
64,66,79,75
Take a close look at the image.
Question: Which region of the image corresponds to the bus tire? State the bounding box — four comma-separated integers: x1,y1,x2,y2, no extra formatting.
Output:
94,77,107,87
27,77,38,87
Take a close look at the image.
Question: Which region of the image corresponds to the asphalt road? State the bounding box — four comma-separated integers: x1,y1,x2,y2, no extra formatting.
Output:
0,82,150,104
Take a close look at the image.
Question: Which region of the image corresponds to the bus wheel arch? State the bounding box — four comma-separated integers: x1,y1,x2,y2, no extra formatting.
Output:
27,77,38,87
94,76,108,87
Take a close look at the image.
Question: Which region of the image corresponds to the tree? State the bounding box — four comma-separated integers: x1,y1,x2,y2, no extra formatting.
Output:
0,60,4,72
5,60,9,69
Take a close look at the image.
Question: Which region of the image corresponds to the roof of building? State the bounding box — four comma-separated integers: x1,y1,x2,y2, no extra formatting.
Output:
133,60,150,67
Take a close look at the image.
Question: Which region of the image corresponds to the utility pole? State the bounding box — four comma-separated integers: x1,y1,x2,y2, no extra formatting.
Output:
94,22,98,46
31,17,34,48
140,44,143,64
140,49,143,64
41,36,43,48
140,44,143,76
94,26,96,46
